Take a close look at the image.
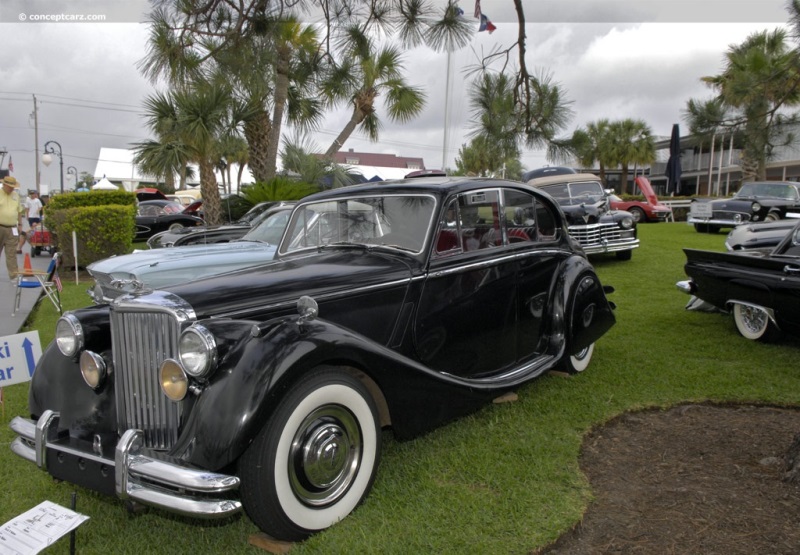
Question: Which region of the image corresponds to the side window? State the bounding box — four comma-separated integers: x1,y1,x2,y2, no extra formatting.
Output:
535,200,559,241
504,190,536,244
434,199,462,256
459,190,501,251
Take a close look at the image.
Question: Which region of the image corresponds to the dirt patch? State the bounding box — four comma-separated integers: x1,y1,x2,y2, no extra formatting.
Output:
540,404,800,554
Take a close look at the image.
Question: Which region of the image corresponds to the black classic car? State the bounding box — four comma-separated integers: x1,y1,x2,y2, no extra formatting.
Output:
527,173,639,260
10,178,616,541
135,200,205,240
677,219,800,341
688,181,800,233
724,219,798,251
147,201,294,248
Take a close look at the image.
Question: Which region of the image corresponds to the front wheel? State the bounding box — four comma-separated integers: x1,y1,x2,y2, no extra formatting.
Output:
239,368,381,542
562,343,595,374
732,303,779,342
628,207,645,223
615,249,633,261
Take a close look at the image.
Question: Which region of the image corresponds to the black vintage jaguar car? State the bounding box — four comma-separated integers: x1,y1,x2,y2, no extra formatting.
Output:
10,177,616,541
688,180,800,232
677,219,800,342
527,172,639,260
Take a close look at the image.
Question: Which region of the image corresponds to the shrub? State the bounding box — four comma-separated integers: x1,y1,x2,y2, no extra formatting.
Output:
44,191,137,268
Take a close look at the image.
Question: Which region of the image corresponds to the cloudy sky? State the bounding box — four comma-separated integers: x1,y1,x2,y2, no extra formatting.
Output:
0,0,791,192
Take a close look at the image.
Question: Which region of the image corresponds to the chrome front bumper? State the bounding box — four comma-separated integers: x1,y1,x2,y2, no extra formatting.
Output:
579,238,640,255
10,411,241,519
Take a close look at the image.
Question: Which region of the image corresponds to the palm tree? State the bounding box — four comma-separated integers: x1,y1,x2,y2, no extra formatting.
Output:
323,43,426,157
570,119,612,184
685,28,800,181
607,119,655,194
131,138,192,193
140,84,234,225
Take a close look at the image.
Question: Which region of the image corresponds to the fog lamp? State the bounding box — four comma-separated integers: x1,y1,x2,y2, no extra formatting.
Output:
160,359,188,401
80,351,107,389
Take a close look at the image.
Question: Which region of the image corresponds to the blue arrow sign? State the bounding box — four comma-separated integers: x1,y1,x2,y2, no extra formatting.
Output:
0,331,43,387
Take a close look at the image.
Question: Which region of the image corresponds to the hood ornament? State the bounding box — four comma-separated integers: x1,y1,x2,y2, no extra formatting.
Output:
110,278,147,292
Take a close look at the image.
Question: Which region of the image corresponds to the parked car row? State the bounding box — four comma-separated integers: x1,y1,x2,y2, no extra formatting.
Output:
19,171,800,543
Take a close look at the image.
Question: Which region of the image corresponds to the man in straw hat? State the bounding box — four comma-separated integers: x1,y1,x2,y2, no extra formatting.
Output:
0,176,25,280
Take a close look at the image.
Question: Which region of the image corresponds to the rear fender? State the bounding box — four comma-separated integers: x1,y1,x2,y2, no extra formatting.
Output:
560,256,616,354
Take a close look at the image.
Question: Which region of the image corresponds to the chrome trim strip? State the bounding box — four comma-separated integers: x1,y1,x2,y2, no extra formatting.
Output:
126,484,242,518
127,453,240,492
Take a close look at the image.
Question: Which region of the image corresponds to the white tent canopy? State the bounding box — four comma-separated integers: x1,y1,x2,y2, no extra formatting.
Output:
92,176,118,190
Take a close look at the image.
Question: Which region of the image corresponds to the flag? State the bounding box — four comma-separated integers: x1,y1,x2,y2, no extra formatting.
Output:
8,156,13,173
474,0,481,18
479,13,496,33
54,273,62,293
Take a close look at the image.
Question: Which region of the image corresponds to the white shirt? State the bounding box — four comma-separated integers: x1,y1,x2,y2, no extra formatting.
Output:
26,197,43,219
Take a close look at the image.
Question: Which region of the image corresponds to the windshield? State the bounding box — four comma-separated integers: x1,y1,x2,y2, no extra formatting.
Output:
568,182,605,200
241,209,292,244
281,194,436,254
736,183,799,200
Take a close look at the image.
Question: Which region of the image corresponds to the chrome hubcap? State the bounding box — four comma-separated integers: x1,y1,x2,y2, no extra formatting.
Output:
741,306,768,334
289,405,361,507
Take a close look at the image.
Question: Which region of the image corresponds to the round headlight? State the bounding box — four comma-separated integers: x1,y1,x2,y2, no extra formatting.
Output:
178,325,217,378
80,350,107,389
55,314,84,357
160,359,188,401
734,213,744,224
752,202,761,212
620,217,634,229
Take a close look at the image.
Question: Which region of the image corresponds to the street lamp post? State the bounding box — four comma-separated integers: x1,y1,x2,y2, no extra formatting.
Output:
42,140,64,193
66,166,78,189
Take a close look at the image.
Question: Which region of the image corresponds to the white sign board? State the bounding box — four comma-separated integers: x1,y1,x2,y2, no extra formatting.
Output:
0,500,89,554
0,331,43,387
690,202,713,219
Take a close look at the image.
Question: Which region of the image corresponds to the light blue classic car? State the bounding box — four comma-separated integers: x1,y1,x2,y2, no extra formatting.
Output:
88,207,292,303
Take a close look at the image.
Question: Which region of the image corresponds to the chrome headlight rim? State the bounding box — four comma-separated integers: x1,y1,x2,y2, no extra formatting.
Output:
55,313,84,357
619,216,634,230
178,325,217,379
752,202,761,213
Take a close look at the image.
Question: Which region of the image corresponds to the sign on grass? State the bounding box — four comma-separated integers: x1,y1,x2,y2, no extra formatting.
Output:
0,331,43,387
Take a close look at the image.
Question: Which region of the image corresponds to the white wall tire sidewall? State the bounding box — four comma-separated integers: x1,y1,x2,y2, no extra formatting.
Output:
733,303,768,340
569,343,594,373
273,383,377,532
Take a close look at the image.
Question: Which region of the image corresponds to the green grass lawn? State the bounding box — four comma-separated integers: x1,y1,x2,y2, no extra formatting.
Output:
2,223,798,554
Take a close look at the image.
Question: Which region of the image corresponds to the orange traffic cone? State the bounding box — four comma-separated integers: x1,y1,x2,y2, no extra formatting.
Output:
23,253,33,274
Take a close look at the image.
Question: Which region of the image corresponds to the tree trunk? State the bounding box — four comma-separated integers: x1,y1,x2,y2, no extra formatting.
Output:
325,107,364,158
265,51,290,181
244,110,272,182
620,166,629,195
200,160,223,225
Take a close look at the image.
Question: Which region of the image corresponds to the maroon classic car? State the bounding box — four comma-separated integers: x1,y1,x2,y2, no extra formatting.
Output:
610,176,672,222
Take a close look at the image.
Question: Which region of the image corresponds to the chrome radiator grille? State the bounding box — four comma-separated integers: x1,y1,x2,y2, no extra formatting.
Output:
111,308,184,450
568,223,623,247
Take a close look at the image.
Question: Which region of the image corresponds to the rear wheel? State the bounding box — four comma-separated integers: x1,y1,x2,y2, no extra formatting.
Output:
563,343,595,374
765,212,780,222
239,368,381,541
732,303,779,342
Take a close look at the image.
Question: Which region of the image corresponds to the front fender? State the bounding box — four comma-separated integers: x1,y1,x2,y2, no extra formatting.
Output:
172,315,499,468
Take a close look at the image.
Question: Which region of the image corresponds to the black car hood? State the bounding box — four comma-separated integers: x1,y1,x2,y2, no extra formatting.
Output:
560,203,604,225
161,248,416,318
